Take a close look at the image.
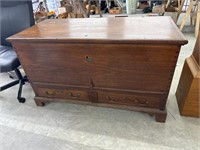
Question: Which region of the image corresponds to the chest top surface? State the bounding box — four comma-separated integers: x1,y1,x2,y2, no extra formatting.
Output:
8,16,188,45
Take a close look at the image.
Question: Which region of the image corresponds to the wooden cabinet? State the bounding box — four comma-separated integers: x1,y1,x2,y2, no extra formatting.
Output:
8,17,188,122
176,33,200,118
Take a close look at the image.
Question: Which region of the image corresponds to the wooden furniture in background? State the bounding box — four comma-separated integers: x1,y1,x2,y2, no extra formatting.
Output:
179,0,200,38
195,1,200,37
8,17,187,122
165,0,186,23
176,32,200,118
85,0,102,17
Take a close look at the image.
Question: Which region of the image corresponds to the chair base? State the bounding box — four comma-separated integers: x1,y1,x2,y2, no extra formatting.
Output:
0,68,28,103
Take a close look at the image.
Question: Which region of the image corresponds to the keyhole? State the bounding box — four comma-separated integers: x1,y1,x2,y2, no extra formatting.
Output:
85,56,93,63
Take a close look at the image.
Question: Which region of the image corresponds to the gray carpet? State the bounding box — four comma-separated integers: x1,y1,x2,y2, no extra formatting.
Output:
0,33,199,150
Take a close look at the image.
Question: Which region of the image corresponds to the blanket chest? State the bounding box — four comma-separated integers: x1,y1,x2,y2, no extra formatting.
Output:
8,17,188,122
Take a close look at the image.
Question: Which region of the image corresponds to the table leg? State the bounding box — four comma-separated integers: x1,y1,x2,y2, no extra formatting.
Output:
195,1,200,38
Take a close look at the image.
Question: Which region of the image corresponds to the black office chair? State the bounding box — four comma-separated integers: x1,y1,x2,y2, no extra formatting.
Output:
0,0,35,103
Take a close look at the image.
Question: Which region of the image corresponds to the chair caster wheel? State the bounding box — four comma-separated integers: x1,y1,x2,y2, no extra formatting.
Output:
18,97,26,103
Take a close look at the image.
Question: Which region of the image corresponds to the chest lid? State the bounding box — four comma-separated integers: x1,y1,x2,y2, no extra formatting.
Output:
8,16,188,45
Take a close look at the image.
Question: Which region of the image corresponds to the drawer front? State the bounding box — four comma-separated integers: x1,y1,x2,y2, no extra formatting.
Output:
98,91,162,109
36,87,90,101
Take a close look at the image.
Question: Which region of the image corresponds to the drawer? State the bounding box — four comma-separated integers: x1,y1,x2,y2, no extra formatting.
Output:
36,87,90,101
98,91,162,108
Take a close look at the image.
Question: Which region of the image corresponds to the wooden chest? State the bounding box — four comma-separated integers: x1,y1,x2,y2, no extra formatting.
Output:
8,17,188,122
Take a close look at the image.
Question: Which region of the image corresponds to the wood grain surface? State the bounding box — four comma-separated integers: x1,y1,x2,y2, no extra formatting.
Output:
8,17,188,45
